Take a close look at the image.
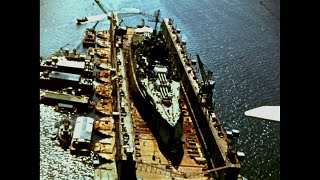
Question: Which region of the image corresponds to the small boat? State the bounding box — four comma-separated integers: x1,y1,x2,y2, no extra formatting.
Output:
76,14,108,25
77,17,88,24
57,118,73,148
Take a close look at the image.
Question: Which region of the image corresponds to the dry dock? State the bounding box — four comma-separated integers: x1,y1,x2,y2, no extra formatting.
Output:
120,26,210,179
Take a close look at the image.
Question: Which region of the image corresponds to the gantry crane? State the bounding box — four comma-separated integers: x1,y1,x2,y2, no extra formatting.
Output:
196,54,215,110
93,0,161,33
118,9,161,35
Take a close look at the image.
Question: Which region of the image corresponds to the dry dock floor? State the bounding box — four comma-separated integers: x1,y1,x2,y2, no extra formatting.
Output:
131,98,209,180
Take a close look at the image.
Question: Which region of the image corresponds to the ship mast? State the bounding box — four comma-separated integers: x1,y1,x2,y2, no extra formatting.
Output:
152,9,161,35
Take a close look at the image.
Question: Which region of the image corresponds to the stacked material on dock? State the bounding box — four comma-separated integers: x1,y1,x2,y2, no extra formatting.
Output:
96,48,111,58
94,117,115,136
97,30,110,39
96,70,111,83
40,104,94,179
94,137,116,161
97,39,111,48
88,47,96,56
95,84,113,98
95,98,113,116
95,59,112,70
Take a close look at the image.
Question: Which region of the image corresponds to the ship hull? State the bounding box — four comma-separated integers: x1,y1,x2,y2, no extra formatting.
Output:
127,47,184,166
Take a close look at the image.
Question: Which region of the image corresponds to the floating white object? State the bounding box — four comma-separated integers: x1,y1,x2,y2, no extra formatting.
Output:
78,14,108,24
244,106,280,122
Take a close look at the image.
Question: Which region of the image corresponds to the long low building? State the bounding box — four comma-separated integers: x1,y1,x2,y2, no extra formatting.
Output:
56,60,86,74
40,90,90,110
40,56,94,76
40,71,81,90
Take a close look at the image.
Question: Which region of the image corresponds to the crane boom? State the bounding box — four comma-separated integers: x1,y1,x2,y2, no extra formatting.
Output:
152,9,161,34
92,21,99,30
196,53,215,110
94,0,108,14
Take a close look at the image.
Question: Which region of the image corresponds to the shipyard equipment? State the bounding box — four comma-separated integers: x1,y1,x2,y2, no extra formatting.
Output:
70,116,94,155
197,54,215,111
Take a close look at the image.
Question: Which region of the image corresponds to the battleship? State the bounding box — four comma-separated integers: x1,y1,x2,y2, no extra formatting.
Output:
129,25,184,165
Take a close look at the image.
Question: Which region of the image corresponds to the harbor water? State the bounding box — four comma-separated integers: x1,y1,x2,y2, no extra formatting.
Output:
40,0,280,179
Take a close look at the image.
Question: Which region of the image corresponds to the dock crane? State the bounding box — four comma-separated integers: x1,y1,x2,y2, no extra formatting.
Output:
196,54,215,111
150,9,161,35
82,20,100,48
90,20,100,31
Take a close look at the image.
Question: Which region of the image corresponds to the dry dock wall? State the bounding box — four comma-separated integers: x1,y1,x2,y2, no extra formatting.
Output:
161,19,240,180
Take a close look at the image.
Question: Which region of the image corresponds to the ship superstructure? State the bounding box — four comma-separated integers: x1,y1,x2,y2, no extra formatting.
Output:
139,61,181,127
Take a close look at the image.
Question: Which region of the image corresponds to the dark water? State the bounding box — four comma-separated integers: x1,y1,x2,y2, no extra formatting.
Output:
40,0,280,179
